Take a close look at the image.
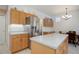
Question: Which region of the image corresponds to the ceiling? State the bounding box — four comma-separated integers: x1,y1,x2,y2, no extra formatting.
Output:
26,5,79,16
0,5,78,16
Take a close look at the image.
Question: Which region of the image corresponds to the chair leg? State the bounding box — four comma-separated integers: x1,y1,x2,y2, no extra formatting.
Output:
74,43,76,47
74,41,77,47
73,41,77,47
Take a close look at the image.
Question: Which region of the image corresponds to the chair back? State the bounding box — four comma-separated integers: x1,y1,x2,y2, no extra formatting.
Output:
68,31,76,41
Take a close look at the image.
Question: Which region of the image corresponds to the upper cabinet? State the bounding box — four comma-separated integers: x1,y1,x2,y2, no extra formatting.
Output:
43,17,53,27
10,8,33,24
10,8,20,24
19,11,26,24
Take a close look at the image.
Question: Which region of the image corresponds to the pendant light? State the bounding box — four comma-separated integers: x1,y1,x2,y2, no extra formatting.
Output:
62,8,72,20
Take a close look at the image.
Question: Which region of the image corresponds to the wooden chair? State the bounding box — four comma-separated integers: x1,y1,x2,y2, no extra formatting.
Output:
67,31,77,47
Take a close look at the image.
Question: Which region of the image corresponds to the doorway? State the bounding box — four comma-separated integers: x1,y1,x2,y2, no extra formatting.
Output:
0,16,6,44
0,15,9,54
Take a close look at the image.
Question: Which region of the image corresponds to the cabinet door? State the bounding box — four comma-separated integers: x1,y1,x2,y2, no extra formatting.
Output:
20,34,29,49
10,35,21,53
43,18,53,27
19,11,32,24
19,11,26,24
25,13,32,24
22,38,28,49
63,39,68,53
10,9,19,24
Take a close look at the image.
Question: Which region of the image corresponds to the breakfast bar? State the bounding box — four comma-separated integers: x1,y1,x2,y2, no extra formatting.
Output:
30,33,68,54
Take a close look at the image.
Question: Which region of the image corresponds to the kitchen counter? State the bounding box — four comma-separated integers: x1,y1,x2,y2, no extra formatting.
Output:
9,24,31,35
30,33,68,49
42,27,54,32
9,31,29,35
30,33,68,54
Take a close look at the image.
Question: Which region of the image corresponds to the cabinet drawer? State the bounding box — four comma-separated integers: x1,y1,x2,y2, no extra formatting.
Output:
20,34,29,38
11,35,18,39
10,36,21,53
43,32,52,35
11,35,22,38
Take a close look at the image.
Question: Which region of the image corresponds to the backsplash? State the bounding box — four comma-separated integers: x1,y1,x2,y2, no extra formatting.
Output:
9,24,25,32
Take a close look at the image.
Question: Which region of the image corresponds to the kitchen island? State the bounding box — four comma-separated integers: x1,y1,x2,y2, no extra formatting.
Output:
30,33,68,54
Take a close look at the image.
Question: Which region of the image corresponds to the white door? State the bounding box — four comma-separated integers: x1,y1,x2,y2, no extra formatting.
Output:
0,16,5,44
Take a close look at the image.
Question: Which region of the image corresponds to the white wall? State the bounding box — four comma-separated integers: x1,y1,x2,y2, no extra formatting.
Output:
6,7,10,49
0,16,6,44
53,10,79,35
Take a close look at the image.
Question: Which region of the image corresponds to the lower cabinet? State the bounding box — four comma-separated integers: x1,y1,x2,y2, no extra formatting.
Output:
21,34,29,49
10,34,29,53
31,38,68,54
56,38,68,54
43,32,53,35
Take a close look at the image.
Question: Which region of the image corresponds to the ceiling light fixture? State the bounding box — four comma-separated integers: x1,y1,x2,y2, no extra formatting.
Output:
62,8,72,20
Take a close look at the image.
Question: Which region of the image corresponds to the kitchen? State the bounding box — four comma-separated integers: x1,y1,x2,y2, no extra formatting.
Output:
1,5,79,54
8,6,68,54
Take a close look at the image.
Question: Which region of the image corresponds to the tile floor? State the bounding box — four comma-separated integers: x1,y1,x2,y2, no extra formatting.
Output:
16,44,79,54
0,44,10,54
16,49,31,54
0,44,79,54
68,44,79,54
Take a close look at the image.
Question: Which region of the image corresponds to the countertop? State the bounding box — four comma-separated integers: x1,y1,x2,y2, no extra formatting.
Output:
9,31,29,35
30,33,68,49
9,24,31,35
42,27,54,32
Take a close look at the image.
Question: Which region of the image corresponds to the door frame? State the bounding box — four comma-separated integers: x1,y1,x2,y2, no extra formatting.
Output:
0,15,6,44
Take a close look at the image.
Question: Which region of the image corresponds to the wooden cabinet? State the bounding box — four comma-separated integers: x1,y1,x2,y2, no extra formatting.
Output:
19,11,26,24
43,18,53,27
43,32,53,35
10,8,32,24
24,13,33,24
10,9,20,24
31,38,68,54
25,15,30,24
31,41,56,54
56,38,68,54
10,34,29,53
21,34,29,49
10,35,21,52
